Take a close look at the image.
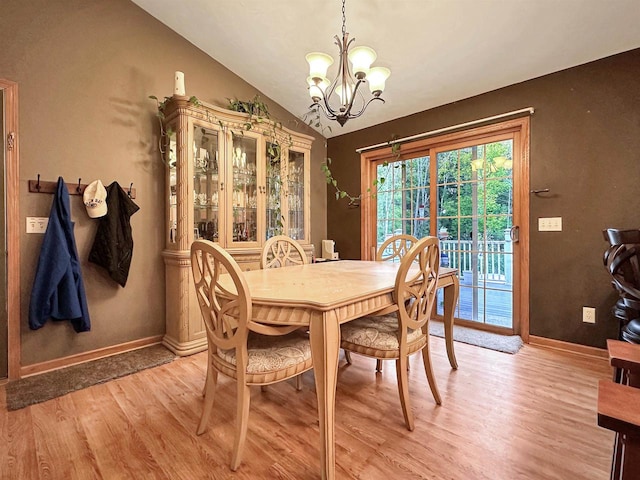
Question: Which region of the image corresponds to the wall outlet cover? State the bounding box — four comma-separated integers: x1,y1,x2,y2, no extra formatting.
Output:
583,306,596,324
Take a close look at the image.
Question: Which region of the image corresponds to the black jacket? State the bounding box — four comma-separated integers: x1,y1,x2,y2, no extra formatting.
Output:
89,181,140,287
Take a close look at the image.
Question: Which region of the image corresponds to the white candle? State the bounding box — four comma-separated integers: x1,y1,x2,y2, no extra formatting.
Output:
174,71,185,96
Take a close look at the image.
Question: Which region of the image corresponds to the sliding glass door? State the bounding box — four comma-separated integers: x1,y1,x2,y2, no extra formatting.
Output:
433,140,514,329
362,118,529,336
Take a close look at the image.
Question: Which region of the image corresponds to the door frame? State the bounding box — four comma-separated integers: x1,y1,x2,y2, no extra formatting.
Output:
360,117,530,341
1,79,20,379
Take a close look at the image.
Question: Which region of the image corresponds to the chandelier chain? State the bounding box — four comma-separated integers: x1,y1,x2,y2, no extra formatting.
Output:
341,0,346,37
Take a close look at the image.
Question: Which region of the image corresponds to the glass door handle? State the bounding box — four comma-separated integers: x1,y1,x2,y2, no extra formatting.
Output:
509,226,519,243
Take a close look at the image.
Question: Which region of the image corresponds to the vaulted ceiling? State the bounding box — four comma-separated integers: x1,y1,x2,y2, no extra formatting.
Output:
132,0,640,138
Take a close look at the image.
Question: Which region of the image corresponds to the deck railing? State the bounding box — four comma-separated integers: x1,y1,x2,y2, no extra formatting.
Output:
377,237,513,284
440,239,510,283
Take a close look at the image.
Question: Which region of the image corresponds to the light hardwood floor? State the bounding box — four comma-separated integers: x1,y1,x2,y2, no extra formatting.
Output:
0,336,614,479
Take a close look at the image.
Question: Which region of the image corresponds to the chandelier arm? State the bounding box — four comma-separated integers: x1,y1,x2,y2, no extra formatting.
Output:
341,96,385,122
309,101,339,122
340,78,367,118
309,97,385,123
311,84,385,123
319,87,340,120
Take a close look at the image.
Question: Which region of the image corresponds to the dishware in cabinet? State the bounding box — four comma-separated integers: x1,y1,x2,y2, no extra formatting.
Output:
265,142,311,243
285,148,310,242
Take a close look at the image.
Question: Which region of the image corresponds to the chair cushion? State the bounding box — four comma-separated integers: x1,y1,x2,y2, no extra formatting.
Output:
218,331,311,374
341,314,422,351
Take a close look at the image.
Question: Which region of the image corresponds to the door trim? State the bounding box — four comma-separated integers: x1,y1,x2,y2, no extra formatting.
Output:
360,117,530,341
1,79,20,379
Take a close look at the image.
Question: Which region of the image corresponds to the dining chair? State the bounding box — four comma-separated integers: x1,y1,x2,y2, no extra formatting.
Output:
191,240,313,471
260,234,309,269
344,234,419,371
260,235,309,391
340,236,442,431
376,233,418,263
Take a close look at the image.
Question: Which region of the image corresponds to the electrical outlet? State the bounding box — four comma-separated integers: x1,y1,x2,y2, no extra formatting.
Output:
583,306,596,324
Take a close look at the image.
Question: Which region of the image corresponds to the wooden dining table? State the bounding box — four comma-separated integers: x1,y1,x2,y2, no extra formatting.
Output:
222,260,459,480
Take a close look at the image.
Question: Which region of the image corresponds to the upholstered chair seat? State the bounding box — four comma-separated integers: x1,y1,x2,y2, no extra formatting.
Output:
341,315,423,353
216,330,312,377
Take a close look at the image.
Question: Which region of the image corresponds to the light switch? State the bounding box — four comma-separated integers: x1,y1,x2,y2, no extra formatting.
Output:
26,217,48,233
538,217,562,232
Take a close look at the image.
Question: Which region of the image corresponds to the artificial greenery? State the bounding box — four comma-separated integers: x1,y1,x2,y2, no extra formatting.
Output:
304,104,402,206
149,93,401,211
319,137,401,207
148,94,201,159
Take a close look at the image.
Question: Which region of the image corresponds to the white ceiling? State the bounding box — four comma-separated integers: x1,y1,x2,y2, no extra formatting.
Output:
132,0,640,138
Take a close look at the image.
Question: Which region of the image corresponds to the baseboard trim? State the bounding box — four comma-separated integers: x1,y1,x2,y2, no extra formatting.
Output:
19,335,165,378
529,335,608,359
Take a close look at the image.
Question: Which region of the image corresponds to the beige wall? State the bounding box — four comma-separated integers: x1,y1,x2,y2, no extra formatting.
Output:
327,48,640,349
0,0,327,366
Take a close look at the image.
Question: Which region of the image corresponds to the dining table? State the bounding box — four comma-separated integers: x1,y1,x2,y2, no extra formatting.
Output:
222,260,459,480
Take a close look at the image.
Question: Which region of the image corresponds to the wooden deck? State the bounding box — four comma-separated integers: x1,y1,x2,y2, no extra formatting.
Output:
437,273,513,328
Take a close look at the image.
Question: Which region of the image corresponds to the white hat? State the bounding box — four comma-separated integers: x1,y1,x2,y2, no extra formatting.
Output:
83,180,108,218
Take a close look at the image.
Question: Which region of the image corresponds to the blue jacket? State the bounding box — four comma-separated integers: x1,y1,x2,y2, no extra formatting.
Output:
29,177,91,332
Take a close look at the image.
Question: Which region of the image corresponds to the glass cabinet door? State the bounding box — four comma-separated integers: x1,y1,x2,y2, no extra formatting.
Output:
193,125,220,242
287,149,306,241
229,134,258,244
265,142,282,239
167,129,178,245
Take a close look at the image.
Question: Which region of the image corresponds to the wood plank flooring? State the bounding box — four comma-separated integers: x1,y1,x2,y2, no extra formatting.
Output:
0,336,614,479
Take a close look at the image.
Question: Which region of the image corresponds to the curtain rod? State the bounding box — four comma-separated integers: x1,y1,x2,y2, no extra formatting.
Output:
355,107,535,154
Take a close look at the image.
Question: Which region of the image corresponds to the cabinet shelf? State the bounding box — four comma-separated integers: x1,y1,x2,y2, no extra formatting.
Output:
194,204,219,210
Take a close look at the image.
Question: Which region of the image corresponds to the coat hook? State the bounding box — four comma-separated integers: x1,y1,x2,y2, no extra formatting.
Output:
36,173,41,191
76,178,82,194
128,182,133,198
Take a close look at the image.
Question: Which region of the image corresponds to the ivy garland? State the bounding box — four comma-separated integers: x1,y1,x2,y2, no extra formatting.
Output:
150,94,401,209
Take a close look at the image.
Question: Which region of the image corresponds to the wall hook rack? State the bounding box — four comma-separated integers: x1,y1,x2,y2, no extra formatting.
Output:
28,176,137,199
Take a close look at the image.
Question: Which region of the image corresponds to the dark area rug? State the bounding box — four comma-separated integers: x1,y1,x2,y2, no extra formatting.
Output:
429,320,523,354
5,344,176,411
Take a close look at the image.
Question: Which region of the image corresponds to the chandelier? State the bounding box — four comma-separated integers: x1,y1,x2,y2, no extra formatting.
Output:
471,156,513,172
305,0,390,126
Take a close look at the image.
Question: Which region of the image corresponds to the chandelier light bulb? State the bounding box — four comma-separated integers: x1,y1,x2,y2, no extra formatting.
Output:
348,46,377,79
335,83,354,106
493,156,506,168
307,76,330,101
367,67,390,96
471,158,485,172
306,53,334,81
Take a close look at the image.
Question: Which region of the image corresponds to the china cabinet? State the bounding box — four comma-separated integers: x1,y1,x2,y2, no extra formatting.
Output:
160,95,314,355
